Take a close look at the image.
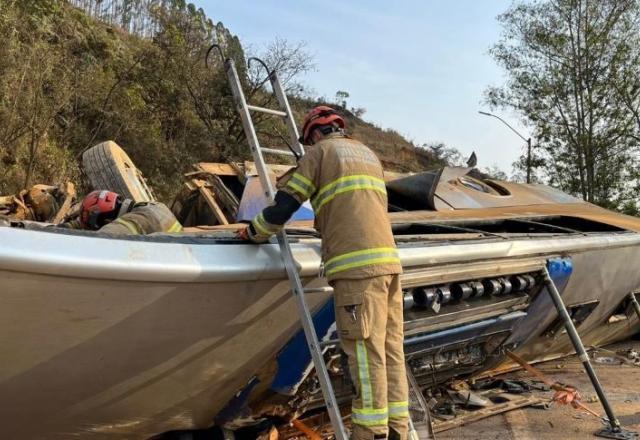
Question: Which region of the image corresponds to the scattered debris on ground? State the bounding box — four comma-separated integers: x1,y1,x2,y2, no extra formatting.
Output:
272,340,640,440
436,340,640,439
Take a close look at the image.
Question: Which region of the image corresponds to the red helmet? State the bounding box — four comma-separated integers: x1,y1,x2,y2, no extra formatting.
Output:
300,106,345,145
80,190,121,230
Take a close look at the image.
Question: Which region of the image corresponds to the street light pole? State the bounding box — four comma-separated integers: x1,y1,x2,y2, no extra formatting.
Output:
478,111,533,184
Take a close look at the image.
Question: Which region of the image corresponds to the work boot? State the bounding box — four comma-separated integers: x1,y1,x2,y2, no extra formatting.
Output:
349,434,387,440
388,428,405,440
350,426,388,440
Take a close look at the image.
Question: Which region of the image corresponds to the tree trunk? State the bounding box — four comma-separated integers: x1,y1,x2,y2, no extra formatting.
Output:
24,127,38,188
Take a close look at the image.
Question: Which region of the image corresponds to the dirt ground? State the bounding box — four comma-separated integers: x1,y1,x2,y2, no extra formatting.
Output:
434,340,640,440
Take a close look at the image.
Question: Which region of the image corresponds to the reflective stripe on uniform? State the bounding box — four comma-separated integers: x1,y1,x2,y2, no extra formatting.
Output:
352,407,389,427
112,218,140,234
325,247,400,276
311,174,386,213
356,341,374,409
353,343,392,428
167,221,182,233
389,401,410,419
286,172,316,199
251,212,282,237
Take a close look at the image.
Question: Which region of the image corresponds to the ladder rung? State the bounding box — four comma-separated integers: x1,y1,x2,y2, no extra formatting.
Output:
320,339,340,348
261,147,295,157
247,104,287,117
303,287,334,294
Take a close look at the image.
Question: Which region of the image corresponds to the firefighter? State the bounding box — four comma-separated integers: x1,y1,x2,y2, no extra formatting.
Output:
65,190,182,235
238,106,408,440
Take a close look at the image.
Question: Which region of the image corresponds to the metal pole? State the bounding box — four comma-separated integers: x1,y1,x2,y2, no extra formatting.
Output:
541,267,633,438
526,138,532,184
406,363,435,439
478,111,529,143
478,111,534,182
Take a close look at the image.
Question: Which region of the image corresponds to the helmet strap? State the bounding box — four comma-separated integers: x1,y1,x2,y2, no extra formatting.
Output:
319,125,337,135
117,199,134,218
87,210,102,230
319,124,344,137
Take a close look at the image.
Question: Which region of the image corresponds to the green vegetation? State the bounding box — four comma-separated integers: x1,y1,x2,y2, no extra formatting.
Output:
6,0,640,214
486,0,640,214
0,0,438,202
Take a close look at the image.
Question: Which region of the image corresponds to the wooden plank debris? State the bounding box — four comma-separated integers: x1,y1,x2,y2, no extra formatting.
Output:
194,162,238,176
431,394,542,433
52,182,77,224
196,182,229,225
210,174,239,220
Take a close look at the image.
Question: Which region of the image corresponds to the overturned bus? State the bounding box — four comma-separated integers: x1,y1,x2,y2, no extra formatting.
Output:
0,142,638,439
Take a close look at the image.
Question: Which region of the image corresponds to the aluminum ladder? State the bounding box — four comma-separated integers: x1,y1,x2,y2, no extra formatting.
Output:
207,45,349,440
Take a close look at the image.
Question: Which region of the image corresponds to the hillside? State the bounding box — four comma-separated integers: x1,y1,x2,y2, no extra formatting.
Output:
335,107,441,172
0,0,440,201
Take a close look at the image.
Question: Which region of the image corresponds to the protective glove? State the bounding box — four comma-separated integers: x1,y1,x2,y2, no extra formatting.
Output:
237,223,270,243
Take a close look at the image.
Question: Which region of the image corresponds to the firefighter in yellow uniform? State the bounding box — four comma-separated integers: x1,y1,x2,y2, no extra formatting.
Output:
99,201,182,235
65,190,182,235
239,106,409,440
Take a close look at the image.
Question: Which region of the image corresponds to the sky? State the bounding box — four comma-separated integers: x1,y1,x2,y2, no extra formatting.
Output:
193,1,529,173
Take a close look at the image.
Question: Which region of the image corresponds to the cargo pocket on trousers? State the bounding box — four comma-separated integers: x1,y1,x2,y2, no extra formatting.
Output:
335,290,370,340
